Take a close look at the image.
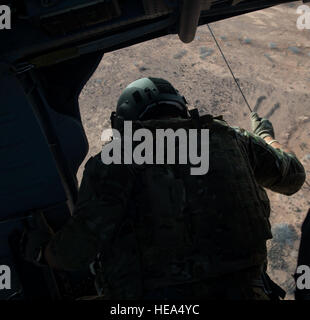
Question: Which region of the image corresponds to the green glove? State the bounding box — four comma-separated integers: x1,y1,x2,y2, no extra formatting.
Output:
251,112,275,139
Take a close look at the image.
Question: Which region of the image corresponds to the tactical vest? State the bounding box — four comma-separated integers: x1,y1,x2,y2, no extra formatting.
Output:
98,113,272,299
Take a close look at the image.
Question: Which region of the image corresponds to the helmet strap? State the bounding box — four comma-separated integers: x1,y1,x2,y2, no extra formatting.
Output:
110,112,124,132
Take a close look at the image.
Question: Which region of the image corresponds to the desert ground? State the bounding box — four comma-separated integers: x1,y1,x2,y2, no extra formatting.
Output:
77,1,310,299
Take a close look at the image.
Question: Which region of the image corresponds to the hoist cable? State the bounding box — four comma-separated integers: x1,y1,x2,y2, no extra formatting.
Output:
207,24,253,113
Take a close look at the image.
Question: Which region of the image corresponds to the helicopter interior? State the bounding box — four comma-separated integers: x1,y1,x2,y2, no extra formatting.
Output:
0,0,307,300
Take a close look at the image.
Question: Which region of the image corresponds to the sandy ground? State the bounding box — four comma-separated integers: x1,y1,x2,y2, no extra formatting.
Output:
78,1,310,299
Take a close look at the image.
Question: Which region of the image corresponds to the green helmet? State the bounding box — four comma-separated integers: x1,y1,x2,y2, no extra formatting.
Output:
115,77,188,122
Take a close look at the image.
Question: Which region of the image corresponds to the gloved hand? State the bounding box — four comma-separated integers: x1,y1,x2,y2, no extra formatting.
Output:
20,213,54,267
251,112,275,139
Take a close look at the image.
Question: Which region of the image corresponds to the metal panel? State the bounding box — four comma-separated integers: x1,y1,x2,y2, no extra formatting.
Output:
143,0,172,16
201,0,214,10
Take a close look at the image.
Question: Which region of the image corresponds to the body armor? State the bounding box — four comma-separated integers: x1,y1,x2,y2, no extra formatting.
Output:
97,114,273,299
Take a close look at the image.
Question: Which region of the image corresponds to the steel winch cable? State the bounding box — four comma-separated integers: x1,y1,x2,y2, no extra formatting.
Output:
207,24,253,113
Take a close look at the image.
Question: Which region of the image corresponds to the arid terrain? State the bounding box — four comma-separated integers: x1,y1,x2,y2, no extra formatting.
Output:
78,1,310,299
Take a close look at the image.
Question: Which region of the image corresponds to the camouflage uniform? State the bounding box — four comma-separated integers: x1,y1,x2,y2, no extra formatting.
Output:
48,115,305,299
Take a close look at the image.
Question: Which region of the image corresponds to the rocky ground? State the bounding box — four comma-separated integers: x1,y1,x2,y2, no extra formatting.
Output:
78,1,310,299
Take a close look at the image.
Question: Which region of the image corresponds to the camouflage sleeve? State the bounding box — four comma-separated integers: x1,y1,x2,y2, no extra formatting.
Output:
48,153,136,271
233,127,306,196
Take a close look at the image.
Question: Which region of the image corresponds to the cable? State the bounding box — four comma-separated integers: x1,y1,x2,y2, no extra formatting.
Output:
207,24,253,113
